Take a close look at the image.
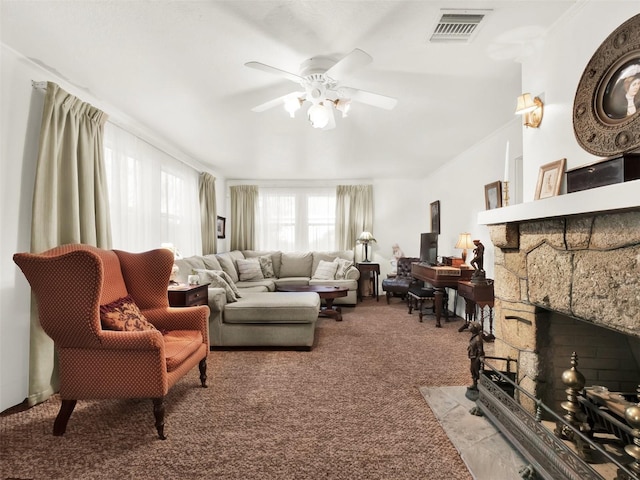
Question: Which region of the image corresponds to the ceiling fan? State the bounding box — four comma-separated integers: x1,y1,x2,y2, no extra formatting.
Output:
245,48,398,129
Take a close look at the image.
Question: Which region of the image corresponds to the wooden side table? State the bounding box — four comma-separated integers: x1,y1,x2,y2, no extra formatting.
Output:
457,280,494,341
357,262,380,302
167,283,209,307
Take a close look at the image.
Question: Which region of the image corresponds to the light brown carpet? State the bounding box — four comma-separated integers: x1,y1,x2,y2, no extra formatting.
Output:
1,300,474,480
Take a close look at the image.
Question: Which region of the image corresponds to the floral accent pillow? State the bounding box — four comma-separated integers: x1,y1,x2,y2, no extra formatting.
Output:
334,257,354,279
100,295,157,332
194,269,241,303
258,255,275,278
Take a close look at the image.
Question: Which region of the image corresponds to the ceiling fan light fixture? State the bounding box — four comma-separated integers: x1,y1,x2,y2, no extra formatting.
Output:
284,96,302,118
335,98,352,118
308,103,330,128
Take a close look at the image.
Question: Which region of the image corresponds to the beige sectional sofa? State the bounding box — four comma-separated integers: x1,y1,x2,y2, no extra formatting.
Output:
173,250,359,348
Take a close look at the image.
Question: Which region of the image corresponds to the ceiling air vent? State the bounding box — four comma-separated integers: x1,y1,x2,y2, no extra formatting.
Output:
429,9,491,43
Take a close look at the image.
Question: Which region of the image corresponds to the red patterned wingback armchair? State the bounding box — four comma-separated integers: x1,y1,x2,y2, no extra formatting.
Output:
13,244,210,440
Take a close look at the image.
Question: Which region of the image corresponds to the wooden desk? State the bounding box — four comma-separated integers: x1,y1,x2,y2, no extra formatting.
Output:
411,263,473,327
357,262,380,301
457,280,495,341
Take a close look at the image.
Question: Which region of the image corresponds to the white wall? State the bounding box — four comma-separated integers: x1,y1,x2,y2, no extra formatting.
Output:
0,45,226,411
521,1,640,200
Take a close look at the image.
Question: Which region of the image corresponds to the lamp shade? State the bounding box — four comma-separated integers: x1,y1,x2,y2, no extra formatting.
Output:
308,103,330,128
357,231,376,244
515,93,538,114
455,233,474,250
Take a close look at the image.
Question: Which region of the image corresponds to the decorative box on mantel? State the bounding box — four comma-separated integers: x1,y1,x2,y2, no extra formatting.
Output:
566,153,640,193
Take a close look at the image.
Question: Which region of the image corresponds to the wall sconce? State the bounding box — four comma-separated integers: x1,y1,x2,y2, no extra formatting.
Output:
515,93,544,128
356,231,377,262
455,233,475,264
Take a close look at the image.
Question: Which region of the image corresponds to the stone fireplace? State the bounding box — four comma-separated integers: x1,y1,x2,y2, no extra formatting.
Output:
486,208,640,412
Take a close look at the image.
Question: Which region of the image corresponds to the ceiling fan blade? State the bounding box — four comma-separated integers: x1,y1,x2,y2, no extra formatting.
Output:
339,86,398,110
325,48,372,80
251,92,304,112
245,61,303,84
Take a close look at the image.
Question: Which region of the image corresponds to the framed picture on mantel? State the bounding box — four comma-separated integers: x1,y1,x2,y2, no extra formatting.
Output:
484,181,502,210
430,200,440,234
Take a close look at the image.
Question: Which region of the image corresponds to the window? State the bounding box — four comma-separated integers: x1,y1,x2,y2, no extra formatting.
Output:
104,123,201,256
256,187,335,252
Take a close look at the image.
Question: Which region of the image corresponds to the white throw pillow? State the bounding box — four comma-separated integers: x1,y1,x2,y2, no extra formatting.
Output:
194,269,240,303
334,257,354,279
312,260,339,280
236,258,265,281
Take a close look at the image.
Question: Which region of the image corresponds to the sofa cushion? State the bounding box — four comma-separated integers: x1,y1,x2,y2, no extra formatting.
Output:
243,250,282,278
215,252,241,283
280,252,313,278
312,260,338,280
202,254,223,271
273,277,310,288
173,256,207,283
224,292,320,324
162,330,203,372
237,258,265,281
100,295,157,332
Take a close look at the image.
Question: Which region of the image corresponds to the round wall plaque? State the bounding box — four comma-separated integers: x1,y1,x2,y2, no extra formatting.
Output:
573,14,640,156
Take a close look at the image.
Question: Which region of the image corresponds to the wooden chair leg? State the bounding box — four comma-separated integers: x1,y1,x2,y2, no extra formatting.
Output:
385,292,391,304
152,397,167,440
53,399,76,436
199,358,208,388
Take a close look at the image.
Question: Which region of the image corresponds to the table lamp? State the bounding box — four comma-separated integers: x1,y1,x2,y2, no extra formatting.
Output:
455,233,475,264
357,231,376,262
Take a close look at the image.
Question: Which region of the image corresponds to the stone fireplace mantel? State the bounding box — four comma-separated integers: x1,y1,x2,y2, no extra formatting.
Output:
477,180,640,226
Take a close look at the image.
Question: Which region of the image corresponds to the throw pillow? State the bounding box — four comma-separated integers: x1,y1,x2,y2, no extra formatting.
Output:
236,258,265,281
100,295,157,332
194,269,239,303
334,257,354,279
258,255,275,278
312,259,339,280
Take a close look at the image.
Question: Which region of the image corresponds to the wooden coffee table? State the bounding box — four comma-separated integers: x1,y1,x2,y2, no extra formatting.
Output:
275,285,349,321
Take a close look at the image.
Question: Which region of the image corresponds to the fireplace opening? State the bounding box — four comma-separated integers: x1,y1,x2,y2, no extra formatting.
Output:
536,309,640,414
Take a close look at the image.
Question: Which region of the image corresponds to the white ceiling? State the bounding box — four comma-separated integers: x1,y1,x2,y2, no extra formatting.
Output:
1,0,578,180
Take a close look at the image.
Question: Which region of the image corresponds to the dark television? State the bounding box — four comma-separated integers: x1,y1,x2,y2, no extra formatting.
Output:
419,233,438,265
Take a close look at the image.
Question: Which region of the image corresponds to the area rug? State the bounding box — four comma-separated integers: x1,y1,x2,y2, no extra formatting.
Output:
1,300,474,480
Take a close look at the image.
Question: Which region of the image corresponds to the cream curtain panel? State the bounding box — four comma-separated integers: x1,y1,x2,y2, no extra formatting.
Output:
28,82,111,406
230,185,258,251
199,172,217,255
335,185,373,254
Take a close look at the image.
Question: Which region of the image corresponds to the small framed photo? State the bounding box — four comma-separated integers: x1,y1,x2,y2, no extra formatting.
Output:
430,200,440,234
484,181,503,210
535,158,566,200
216,216,226,239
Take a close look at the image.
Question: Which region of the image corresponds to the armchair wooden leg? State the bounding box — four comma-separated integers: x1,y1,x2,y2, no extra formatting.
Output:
385,292,391,304
152,397,167,440
53,399,76,436
199,358,208,388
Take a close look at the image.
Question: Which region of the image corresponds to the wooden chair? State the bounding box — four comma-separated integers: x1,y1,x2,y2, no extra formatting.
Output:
13,244,210,440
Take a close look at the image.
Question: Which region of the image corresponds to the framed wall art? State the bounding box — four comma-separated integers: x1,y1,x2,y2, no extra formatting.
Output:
534,159,566,200
573,13,640,156
430,200,440,234
484,181,502,210
216,216,226,239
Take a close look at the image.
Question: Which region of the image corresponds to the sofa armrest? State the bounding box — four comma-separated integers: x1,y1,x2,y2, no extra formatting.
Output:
207,287,227,312
344,266,360,280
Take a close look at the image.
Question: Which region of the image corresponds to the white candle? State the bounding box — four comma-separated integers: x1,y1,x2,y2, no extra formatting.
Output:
504,141,510,182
